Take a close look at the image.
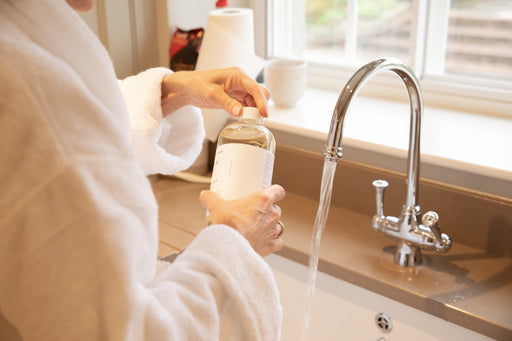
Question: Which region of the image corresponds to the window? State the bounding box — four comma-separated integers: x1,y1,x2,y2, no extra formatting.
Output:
443,1,512,81
268,0,512,116
304,0,414,67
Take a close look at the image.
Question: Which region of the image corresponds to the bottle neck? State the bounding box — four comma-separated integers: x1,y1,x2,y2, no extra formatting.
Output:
240,107,262,125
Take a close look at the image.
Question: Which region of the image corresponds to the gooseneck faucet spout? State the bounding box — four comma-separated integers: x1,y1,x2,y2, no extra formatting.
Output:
324,58,451,267
324,58,421,209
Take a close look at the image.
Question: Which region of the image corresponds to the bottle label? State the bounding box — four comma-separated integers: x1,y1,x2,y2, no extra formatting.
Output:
210,143,274,200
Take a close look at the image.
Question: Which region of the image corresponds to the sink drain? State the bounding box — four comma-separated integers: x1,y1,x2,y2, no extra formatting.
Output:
375,312,393,333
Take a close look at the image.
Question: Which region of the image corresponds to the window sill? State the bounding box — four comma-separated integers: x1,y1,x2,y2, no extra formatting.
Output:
265,87,512,199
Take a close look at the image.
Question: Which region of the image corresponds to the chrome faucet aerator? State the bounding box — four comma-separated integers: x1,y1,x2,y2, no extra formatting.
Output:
323,58,451,267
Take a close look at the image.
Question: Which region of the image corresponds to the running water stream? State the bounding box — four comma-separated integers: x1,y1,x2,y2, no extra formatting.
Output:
301,160,338,341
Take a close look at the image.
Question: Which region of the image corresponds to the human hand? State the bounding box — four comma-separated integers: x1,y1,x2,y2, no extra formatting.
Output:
161,67,269,118
199,185,286,257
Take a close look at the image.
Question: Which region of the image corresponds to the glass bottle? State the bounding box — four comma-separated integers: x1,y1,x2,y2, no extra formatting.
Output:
206,107,276,225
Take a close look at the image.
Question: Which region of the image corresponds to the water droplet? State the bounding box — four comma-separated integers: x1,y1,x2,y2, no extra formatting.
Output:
451,295,465,302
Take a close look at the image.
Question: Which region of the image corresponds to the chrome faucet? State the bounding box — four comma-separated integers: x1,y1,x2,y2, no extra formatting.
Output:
323,58,451,267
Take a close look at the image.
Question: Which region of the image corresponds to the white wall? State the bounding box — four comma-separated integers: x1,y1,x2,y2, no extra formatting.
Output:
166,0,251,29
79,0,260,79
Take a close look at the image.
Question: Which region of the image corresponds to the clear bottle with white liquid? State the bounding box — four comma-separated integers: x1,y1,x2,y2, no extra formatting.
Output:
206,107,276,225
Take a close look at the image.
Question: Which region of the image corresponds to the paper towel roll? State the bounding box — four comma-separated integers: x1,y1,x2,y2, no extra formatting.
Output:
196,8,263,76
196,8,265,142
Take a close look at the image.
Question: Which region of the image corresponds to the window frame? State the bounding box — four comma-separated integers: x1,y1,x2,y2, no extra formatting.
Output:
261,0,512,119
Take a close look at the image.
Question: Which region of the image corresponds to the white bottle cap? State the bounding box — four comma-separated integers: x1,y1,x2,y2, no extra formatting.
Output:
242,107,261,121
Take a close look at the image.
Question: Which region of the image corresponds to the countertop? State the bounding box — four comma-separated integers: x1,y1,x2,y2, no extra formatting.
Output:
151,175,512,340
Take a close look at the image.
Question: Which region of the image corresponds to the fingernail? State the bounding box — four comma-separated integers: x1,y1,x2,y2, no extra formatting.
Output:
232,105,242,116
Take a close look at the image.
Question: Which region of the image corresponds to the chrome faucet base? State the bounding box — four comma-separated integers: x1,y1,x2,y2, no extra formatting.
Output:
394,241,421,267
371,204,451,265
324,58,452,267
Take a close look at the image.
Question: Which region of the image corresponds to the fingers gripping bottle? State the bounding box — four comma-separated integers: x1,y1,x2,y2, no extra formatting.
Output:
206,107,276,225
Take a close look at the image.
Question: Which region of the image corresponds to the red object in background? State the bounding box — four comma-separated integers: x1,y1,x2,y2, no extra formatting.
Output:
216,0,228,8
169,27,204,71
169,28,202,59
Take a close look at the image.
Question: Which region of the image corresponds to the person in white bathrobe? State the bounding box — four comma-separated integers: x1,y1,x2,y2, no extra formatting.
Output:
0,0,285,340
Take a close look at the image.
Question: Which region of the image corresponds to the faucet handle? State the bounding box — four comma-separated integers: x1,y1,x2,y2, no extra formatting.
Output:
422,211,441,241
372,180,389,217
422,211,452,253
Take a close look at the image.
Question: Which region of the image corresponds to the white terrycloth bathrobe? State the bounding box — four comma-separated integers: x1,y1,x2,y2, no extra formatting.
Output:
0,0,282,340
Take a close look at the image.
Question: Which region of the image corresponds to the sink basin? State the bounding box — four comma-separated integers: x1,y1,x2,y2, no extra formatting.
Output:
265,254,493,341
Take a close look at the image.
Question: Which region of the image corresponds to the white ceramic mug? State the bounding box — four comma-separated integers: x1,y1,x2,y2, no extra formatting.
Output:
264,59,307,108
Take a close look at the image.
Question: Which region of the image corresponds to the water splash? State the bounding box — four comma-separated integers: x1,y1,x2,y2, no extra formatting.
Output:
301,160,337,341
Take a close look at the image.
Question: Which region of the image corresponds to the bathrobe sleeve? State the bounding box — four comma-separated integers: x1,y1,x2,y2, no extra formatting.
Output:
116,68,282,339
118,67,206,176
151,226,283,341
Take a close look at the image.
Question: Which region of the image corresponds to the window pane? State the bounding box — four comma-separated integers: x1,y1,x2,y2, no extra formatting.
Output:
356,0,411,63
445,1,512,81
305,0,347,64
305,0,413,65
